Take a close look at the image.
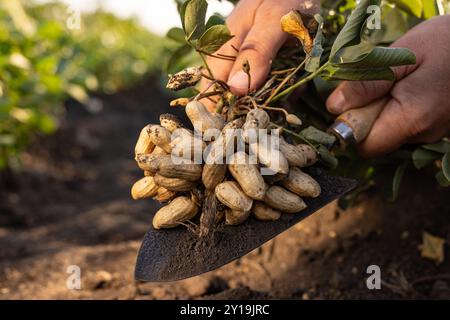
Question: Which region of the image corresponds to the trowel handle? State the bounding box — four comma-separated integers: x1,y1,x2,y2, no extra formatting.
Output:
328,97,387,148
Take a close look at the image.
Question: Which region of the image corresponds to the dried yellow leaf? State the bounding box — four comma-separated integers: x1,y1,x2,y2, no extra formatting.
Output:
281,10,314,53
419,232,445,264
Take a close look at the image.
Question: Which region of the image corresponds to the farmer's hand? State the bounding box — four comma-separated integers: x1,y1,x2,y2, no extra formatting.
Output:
327,15,450,157
201,0,320,110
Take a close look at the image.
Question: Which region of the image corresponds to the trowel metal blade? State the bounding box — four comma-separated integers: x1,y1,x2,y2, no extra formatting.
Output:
135,169,357,282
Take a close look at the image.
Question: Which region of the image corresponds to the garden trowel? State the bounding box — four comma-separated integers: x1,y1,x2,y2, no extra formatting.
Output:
135,98,387,282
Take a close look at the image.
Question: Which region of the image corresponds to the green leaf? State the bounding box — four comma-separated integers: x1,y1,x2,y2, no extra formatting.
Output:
197,25,233,54
390,161,408,201
299,126,336,146
181,0,208,41
165,44,193,73
166,27,186,43
412,148,441,169
318,145,339,169
387,0,423,18
320,64,395,81
422,141,450,154
206,14,226,29
330,0,379,58
422,0,439,19
335,46,416,68
443,152,450,181
305,15,324,73
435,170,450,187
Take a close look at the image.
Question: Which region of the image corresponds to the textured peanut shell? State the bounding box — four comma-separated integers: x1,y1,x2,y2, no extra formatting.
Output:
131,177,159,200
148,125,172,154
228,152,266,200
154,174,198,192
279,138,308,167
281,167,321,198
135,125,155,155
185,101,225,133
252,202,281,221
215,181,253,212
264,186,307,213
202,163,227,190
152,196,199,229
153,155,202,181
225,209,251,226
153,187,177,203
295,144,318,167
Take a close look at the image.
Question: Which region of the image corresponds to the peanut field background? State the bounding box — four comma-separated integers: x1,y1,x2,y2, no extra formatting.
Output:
0,0,450,299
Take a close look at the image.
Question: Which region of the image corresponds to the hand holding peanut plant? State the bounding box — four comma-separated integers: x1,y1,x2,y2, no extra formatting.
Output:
130,0,431,233
327,15,450,157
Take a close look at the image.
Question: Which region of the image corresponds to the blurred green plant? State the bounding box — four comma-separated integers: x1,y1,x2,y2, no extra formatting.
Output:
0,0,165,169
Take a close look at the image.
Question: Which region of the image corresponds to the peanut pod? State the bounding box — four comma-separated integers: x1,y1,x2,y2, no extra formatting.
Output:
249,136,289,175
148,125,172,154
225,209,251,226
170,128,205,161
296,144,318,166
252,202,281,221
202,163,227,190
242,109,270,143
135,154,162,172
228,151,266,200
279,137,308,167
135,125,155,155
160,113,183,133
281,167,321,198
151,155,202,181
215,181,253,212
185,101,225,134
154,174,198,192
153,187,177,203
264,186,307,213
131,177,159,200
152,196,199,229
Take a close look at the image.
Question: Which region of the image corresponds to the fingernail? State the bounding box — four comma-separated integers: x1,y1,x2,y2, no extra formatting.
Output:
228,71,249,92
328,90,346,113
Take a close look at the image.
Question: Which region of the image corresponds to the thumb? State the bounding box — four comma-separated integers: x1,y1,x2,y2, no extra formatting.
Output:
227,3,288,96
326,80,393,115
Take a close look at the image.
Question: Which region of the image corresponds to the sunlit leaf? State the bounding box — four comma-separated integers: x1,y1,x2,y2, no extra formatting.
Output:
320,64,395,81
420,232,445,264
330,0,380,58
387,0,423,18
281,10,314,53
205,14,226,29
181,0,208,40
335,46,416,68
166,27,186,43
197,25,233,54
422,0,439,19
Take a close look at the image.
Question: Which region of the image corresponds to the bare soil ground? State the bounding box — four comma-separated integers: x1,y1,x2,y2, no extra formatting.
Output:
0,78,449,300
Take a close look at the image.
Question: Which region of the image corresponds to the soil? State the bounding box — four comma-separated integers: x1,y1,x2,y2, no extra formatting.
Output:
0,76,449,300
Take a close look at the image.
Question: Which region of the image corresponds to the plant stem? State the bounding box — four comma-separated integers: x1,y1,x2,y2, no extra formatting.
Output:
269,62,329,104
265,59,306,105
200,53,214,78
271,122,318,152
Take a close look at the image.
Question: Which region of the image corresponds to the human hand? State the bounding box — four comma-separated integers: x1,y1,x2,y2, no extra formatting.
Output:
200,0,320,110
326,15,450,157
